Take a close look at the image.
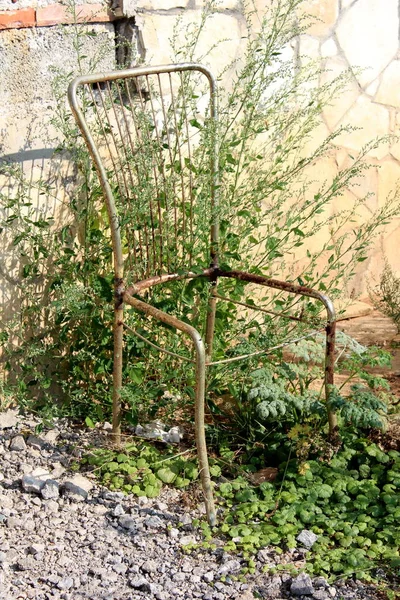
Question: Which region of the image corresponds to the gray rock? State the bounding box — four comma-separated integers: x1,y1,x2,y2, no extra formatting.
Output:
28,544,45,555
103,491,124,501
314,577,328,589
327,588,337,598
203,572,214,583
22,475,45,494
0,552,7,563
296,529,319,549
217,559,241,576
141,559,157,573
63,474,93,501
41,479,60,500
119,515,137,531
180,512,192,525
57,577,74,590
0,494,14,509
10,435,26,451
313,591,329,600
144,515,164,529
290,573,315,596
257,548,272,563
168,527,179,539
63,482,88,501
16,558,34,571
129,577,151,591
0,409,19,429
112,503,125,516
258,581,283,599
27,435,45,450
43,429,60,444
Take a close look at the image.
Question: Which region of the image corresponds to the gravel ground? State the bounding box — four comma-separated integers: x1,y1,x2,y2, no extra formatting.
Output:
0,409,392,600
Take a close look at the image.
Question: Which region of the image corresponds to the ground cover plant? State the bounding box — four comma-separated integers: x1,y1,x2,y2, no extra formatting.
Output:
1,0,400,592
82,432,400,583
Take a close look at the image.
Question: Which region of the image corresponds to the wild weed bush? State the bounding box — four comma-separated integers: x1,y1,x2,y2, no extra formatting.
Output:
370,261,400,334
0,0,398,432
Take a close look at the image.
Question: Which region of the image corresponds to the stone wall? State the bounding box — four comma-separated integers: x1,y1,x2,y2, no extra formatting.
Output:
1,0,400,324
297,0,400,297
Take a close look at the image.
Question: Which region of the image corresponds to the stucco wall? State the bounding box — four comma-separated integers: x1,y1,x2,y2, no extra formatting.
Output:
1,0,400,325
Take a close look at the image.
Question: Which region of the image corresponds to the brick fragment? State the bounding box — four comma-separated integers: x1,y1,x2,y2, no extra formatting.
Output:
36,3,114,26
0,8,35,29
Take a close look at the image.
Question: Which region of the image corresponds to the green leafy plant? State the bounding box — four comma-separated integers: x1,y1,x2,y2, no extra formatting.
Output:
82,442,201,495
214,437,400,580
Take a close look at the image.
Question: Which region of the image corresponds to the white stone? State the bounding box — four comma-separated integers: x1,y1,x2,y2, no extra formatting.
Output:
391,112,400,161
299,35,320,60
296,529,318,548
378,160,400,209
321,56,359,129
0,409,19,429
180,535,196,546
376,61,400,108
136,11,246,85
337,0,399,88
9,436,26,451
321,37,337,58
366,78,380,98
31,467,51,480
196,0,242,8
41,480,60,500
63,474,93,493
28,543,45,555
43,429,60,444
136,0,189,9
0,494,13,509
336,95,390,160
298,0,339,37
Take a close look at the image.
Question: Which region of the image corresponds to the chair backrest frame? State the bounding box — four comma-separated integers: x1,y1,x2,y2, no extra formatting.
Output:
68,63,220,283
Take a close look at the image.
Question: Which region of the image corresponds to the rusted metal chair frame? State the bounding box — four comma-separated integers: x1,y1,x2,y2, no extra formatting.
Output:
68,63,336,526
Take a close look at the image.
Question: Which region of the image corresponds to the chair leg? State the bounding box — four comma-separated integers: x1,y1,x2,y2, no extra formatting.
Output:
325,319,338,438
194,336,217,527
122,291,217,524
112,304,124,447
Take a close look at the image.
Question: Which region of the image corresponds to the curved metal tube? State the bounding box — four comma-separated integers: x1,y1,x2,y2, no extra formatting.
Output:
216,269,337,434
123,291,217,526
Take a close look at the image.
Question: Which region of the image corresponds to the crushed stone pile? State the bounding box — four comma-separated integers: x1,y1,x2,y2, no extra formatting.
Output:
0,409,389,600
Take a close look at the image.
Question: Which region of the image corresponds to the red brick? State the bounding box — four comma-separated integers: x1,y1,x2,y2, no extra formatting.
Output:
36,3,114,26
0,8,35,29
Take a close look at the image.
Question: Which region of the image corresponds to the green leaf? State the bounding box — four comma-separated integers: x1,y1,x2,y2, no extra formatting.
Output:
85,416,96,429
157,468,177,484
